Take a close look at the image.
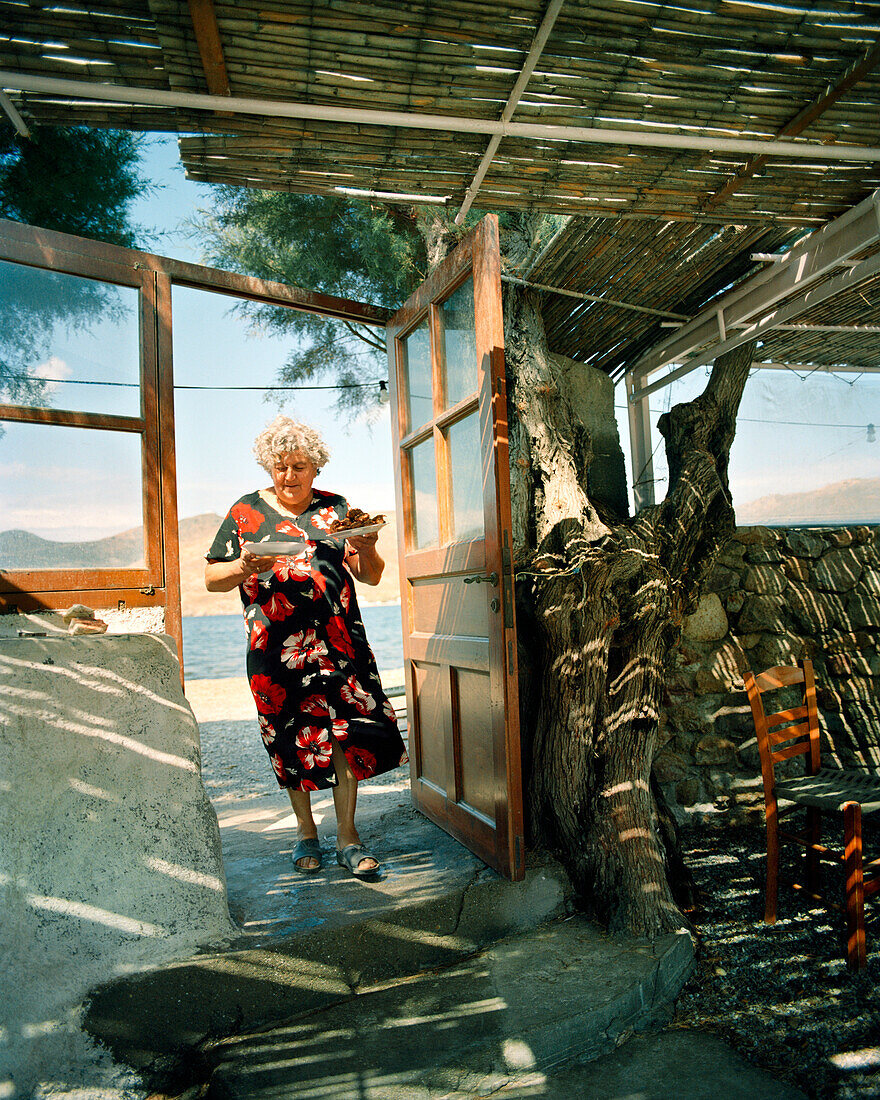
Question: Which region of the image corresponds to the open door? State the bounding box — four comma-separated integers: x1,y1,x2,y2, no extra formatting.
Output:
387,215,524,879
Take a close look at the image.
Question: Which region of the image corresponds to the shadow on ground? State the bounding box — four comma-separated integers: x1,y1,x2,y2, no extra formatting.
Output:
675,822,880,1100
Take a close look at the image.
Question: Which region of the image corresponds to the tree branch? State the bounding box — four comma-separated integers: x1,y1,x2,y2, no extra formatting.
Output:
342,319,386,353
653,339,756,595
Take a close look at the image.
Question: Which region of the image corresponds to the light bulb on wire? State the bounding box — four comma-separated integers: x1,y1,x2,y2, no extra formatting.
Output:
378,380,391,405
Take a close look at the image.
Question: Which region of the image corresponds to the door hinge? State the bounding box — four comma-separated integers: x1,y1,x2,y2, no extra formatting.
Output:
139,585,155,595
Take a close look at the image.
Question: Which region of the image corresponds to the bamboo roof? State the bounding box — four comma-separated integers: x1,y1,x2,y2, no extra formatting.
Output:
1,0,879,376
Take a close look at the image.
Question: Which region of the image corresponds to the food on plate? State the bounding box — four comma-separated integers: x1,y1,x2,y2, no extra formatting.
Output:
328,507,386,533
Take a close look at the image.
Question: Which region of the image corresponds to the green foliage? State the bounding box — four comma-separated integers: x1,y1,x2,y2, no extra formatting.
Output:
191,189,427,415
0,124,151,408
0,123,150,247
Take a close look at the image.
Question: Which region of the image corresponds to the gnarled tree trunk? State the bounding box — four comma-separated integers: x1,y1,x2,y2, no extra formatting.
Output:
504,283,755,936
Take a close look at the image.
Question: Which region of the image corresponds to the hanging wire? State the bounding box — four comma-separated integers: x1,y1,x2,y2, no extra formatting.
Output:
0,371,382,392
814,430,868,465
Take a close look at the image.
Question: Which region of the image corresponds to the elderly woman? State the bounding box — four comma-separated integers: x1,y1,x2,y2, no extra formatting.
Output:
205,415,406,878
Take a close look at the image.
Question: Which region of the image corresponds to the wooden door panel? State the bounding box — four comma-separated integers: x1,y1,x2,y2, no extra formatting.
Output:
410,577,490,637
411,661,451,794
404,539,485,578
388,214,524,879
408,633,489,669
455,667,497,822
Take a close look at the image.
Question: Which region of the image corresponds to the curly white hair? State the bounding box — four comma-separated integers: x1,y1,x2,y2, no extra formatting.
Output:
252,415,330,472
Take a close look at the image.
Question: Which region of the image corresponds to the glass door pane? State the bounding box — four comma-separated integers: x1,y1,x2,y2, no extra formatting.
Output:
401,320,433,432
0,260,141,417
447,412,484,540
439,277,477,409
410,437,439,549
0,421,145,568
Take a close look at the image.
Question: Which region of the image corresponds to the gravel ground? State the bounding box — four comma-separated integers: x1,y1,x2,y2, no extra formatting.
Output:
675,822,880,1100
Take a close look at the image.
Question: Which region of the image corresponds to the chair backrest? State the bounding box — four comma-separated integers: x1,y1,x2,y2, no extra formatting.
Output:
743,659,821,802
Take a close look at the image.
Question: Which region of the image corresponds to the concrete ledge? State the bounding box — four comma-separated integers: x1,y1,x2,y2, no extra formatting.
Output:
202,916,695,1099
0,634,234,1095
83,857,573,1075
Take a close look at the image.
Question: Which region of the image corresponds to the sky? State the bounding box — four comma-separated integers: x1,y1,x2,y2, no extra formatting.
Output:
2,132,878,540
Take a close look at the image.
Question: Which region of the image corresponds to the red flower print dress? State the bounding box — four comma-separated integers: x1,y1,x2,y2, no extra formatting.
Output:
207,490,407,791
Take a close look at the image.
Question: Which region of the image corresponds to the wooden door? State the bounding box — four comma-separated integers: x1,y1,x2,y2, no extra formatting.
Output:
387,215,524,880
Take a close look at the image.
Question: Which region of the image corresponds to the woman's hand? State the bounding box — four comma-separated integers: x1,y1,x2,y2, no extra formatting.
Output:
346,531,379,555
240,548,278,576
344,531,384,586
205,550,277,593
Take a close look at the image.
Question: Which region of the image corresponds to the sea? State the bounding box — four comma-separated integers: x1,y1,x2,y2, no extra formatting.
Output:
182,604,405,681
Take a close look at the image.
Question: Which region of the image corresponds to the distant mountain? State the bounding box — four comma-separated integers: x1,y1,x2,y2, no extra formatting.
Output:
0,511,401,616
736,476,880,526
0,525,144,569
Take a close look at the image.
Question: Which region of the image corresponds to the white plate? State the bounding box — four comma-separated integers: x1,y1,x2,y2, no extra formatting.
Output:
241,540,306,555
325,522,386,539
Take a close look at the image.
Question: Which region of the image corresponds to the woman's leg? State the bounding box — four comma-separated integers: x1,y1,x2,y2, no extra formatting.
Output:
330,737,378,872
287,788,320,870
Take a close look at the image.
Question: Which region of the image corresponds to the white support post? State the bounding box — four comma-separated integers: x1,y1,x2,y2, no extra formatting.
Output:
0,89,29,137
716,307,726,341
626,373,655,512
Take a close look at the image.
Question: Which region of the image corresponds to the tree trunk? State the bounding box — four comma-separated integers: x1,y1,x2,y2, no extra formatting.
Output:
504,282,755,936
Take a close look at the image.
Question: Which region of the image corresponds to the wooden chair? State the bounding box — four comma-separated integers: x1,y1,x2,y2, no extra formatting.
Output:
743,658,880,969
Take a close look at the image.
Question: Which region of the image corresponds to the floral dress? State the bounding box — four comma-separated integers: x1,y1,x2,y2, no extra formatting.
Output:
206,489,407,792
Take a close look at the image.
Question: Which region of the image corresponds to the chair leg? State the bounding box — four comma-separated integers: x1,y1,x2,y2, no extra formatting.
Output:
843,801,866,970
765,814,779,924
806,806,821,897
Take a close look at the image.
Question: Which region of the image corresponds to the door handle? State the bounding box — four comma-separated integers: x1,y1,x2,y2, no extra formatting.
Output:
462,572,498,586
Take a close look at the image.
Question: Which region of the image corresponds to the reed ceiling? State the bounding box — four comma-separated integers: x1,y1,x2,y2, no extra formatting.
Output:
1,0,879,377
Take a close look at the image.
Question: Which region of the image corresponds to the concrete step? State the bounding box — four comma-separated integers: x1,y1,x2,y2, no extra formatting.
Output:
485,1029,809,1100
83,854,573,1079
202,916,695,1100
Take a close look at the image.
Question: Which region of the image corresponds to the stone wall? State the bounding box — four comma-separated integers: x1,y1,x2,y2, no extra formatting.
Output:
657,525,880,823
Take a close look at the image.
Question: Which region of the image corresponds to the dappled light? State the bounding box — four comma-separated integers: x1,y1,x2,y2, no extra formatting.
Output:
677,824,880,1098
1,649,193,715
25,895,164,937
0,634,235,1095
602,779,650,798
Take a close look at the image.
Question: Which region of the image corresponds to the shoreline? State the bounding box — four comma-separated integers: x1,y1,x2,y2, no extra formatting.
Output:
182,598,402,618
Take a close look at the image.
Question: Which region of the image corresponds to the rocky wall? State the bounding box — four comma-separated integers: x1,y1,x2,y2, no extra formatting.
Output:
658,525,880,823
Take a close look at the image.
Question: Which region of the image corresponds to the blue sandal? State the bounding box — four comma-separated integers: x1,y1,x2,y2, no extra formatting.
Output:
336,843,380,879
292,837,323,874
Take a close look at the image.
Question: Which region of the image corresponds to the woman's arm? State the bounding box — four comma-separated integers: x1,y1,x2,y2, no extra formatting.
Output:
205,550,276,593
344,533,384,586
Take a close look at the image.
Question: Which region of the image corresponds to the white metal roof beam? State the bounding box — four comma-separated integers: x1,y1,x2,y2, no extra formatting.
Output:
0,89,29,136
454,0,565,225
629,245,880,402
502,274,690,319
626,188,880,389
661,323,880,332
2,72,880,163
754,362,880,373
